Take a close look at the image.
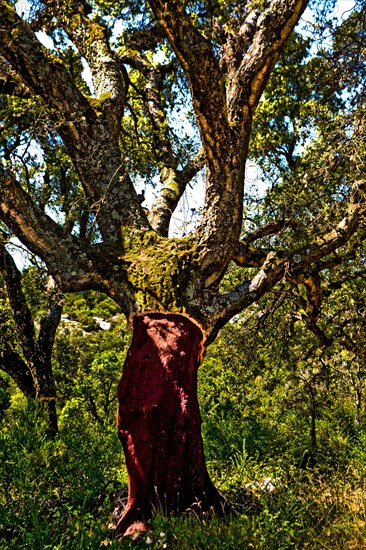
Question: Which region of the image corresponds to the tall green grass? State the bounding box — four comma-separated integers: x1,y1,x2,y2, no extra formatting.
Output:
1,399,365,549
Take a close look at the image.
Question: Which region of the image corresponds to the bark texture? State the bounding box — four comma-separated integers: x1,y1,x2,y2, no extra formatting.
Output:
116,313,225,537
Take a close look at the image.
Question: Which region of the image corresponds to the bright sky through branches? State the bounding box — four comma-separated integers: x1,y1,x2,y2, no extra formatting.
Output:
9,0,358,267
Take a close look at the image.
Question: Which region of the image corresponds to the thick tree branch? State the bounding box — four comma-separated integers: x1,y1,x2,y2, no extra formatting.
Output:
0,168,100,289
149,150,205,236
214,180,366,329
45,0,126,131
0,56,31,97
0,2,149,240
0,168,80,270
227,0,309,124
0,168,137,315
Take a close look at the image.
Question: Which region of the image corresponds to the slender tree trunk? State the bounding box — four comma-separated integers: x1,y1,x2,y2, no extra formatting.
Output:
42,398,58,438
309,395,317,467
115,313,225,537
33,358,58,437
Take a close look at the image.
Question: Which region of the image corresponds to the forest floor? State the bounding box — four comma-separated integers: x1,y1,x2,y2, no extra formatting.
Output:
1,399,366,549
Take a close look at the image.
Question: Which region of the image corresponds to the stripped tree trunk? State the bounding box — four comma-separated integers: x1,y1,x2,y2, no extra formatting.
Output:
116,314,225,536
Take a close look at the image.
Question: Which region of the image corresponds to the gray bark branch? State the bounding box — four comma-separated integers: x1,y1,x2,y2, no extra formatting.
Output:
0,2,149,240
215,180,366,329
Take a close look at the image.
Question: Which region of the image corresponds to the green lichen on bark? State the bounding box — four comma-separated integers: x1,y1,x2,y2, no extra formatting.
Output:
121,230,199,313
89,93,113,115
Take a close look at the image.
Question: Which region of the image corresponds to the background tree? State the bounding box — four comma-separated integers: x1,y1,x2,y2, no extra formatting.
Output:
0,0,365,537
0,240,62,435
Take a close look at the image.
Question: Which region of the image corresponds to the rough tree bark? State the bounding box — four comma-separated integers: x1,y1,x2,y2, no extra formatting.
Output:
0,0,365,537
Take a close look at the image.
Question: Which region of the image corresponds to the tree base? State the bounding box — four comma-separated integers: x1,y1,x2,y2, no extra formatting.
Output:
115,313,226,537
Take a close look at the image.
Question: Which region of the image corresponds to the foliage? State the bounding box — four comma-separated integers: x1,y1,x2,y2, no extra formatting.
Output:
0,372,11,419
0,399,125,549
1,0,366,544
1,341,366,548
52,290,128,425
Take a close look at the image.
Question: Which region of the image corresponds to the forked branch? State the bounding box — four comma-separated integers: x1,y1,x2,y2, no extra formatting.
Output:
147,0,230,162
227,0,309,124
0,167,93,288
216,180,366,328
0,2,149,240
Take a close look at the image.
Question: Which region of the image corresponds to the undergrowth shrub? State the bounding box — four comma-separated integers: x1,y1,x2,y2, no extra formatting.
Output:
0,399,125,549
0,376,365,548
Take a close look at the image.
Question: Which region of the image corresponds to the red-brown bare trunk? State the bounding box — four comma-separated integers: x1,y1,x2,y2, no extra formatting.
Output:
115,313,224,537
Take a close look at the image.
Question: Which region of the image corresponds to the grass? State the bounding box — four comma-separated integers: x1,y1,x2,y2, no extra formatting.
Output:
0,400,366,549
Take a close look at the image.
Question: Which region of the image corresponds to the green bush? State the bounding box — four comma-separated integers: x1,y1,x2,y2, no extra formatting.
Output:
0,399,126,549
0,372,11,419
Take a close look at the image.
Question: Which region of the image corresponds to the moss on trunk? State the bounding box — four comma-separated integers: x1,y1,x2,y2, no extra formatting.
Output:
122,231,200,313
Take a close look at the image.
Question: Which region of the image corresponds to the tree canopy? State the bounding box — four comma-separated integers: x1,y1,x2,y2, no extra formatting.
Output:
0,0,364,338
1,0,366,538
